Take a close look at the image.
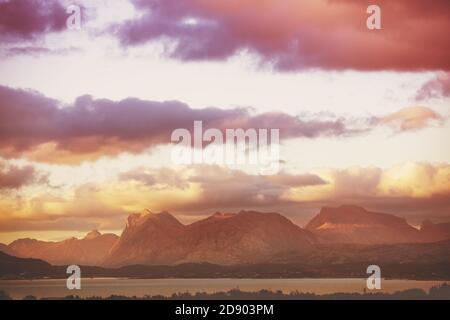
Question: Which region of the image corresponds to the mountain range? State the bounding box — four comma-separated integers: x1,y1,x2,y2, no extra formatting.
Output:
2,230,118,266
1,205,449,267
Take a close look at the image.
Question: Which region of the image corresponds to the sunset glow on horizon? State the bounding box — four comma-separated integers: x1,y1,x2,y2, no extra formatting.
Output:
0,0,449,244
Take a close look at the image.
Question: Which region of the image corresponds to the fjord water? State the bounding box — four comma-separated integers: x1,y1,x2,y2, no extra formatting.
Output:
0,278,446,299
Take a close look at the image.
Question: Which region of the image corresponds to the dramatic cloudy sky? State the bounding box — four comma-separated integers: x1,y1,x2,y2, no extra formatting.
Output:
0,0,449,242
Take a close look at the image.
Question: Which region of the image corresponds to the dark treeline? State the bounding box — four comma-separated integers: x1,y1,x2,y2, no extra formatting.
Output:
1,283,449,300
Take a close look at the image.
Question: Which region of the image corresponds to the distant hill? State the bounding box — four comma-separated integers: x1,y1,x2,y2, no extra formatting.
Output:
0,251,54,278
305,205,424,244
7,230,118,266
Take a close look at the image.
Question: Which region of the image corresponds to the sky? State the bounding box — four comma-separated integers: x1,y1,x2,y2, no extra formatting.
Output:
0,0,449,243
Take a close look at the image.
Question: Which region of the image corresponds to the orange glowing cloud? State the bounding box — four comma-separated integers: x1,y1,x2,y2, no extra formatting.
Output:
377,107,444,132
1,163,449,237
285,162,450,203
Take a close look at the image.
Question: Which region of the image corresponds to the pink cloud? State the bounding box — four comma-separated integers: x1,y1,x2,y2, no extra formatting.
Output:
416,73,450,101
114,0,450,71
0,0,67,42
0,161,43,189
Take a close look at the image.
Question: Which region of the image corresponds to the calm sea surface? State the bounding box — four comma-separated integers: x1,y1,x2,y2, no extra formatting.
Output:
0,278,447,299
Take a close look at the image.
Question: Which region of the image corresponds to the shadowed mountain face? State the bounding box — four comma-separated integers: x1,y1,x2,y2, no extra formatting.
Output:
104,210,316,267
7,231,119,266
0,243,9,255
305,205,423,245
103,210,187,267
420,220,450,242
182,211,316,265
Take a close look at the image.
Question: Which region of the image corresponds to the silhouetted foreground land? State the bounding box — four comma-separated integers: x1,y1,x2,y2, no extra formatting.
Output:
2,251,450,280
1,283,449,300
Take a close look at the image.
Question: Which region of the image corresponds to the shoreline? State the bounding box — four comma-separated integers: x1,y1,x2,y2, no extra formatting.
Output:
1,282,449,300
2,276,450,281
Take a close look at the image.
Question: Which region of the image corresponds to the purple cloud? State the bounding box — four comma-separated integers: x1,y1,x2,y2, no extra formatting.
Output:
0,85,358,163
416,73,450,101
0,0,67,42
0,162,42,189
